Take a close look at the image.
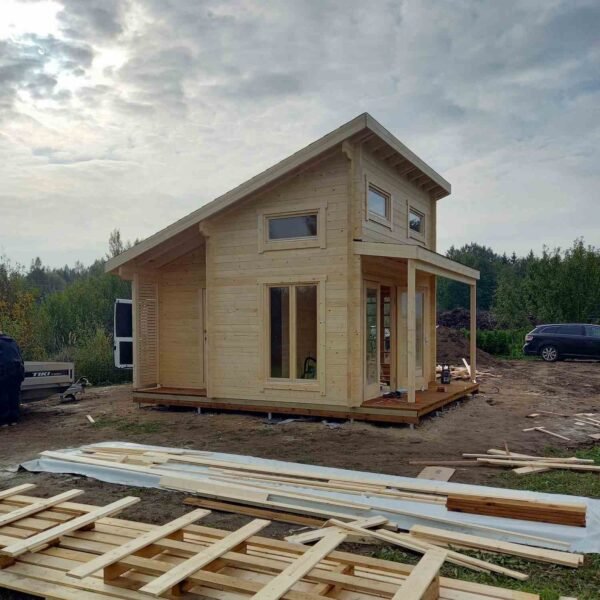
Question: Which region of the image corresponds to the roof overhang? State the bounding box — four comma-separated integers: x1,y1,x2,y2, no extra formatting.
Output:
354,241,479,285
106,113,451,274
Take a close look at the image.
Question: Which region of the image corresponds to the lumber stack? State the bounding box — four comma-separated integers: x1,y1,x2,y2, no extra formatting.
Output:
0,484,547,600
463,448,600,476
446,493,587,527
32,444,589,552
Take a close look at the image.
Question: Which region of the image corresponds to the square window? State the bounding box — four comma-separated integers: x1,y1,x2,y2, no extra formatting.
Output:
268,214,317,241
409,208,424,235
368,185,390,220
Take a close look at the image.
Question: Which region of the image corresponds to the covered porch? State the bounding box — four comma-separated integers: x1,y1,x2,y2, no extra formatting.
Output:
355,241,480,406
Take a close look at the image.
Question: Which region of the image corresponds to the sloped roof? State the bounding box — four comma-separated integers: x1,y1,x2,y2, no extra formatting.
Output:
106,113,450,272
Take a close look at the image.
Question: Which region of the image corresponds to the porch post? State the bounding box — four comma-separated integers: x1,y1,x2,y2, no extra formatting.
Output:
470,283,477,383
407,259,416,403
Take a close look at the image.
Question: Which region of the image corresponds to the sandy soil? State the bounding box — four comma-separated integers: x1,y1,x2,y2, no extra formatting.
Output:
0,359,598,598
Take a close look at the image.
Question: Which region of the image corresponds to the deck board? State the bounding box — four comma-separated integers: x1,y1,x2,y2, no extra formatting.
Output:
132,382,478,424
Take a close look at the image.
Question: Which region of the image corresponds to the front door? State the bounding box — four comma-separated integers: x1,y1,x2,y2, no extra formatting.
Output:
364,281,381,399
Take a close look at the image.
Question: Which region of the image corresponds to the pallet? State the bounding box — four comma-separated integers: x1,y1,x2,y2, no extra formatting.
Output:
0,485,543,600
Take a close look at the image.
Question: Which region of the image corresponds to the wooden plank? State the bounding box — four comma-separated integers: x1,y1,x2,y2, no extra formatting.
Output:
328,520,528,580
250,529,347,600
446,493,586,527
0,497,140,558
417,467,455,482
0,484,36,500
0,490,84,528
285,515,388,544
410,525,583,568
392,548,446,600
478,458,600,472
139,518,270,596
183,497,325,527
67,508,210,579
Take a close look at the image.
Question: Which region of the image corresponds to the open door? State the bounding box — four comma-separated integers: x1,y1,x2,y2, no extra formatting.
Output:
114,299,133,368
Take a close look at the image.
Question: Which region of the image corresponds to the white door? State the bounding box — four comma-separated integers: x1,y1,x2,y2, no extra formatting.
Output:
364,281,381,400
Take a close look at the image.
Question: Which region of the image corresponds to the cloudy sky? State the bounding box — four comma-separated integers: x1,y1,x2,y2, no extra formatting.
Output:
1,0,599,268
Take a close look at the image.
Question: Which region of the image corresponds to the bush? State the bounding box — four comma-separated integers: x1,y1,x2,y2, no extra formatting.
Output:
475,328,530,358
71,328,131,386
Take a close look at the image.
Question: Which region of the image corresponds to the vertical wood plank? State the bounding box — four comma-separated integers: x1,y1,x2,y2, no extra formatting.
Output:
470,284,477,383
407,259,416,403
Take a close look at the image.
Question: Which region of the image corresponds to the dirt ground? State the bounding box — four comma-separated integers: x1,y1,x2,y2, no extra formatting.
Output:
0,359,598,598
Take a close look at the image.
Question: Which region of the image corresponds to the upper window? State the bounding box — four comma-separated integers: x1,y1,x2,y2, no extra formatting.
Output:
367,185,391,221
585,325,600,337
268,214,317,241
409,208,424,234
558,325,584,335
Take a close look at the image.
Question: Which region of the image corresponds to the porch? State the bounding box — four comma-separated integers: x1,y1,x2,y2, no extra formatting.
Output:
132,380,479,424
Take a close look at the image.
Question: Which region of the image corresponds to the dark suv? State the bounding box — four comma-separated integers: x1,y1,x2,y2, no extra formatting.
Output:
523,324,600,361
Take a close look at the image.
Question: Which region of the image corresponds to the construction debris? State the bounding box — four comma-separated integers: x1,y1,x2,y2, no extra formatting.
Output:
0,484,551,600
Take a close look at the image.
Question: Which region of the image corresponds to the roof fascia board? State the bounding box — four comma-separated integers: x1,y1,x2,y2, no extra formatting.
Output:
353,241,479,282
365,114,451,195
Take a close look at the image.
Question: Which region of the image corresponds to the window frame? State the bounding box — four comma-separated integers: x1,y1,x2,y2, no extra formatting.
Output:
408,205,426,242
366,182,393,228
258,275,326,394
258,203,327,253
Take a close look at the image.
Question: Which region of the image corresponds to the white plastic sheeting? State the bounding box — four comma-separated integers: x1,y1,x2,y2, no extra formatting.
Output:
22,441,600,553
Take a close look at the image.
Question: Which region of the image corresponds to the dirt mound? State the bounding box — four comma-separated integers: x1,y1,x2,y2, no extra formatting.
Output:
436,326,503,368
438,308,498,330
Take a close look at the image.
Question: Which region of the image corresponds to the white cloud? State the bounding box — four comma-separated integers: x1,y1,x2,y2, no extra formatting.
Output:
0,0,599,266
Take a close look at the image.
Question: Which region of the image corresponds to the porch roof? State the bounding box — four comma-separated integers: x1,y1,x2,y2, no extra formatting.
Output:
353,241,479,285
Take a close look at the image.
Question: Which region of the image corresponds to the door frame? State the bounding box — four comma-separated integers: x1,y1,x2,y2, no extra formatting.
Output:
200,287,207,387
363,280,381,400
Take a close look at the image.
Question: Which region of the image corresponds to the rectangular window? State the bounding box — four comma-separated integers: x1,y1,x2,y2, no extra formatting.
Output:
409,208,424,234
368,185,390,220
269,283,318,381
269,287,290,378
268,214,317,241
296,286,317,379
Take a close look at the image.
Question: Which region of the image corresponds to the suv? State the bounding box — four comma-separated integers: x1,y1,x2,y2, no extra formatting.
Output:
523,324,600,362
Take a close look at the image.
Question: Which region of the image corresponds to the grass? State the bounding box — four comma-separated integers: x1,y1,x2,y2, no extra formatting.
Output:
376,445,600,599
92,416,164,435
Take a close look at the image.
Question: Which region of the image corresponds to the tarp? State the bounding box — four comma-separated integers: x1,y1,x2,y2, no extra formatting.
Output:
22,441,600,553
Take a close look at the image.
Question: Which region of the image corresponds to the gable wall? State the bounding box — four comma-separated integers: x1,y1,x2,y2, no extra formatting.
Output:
359,145,436,250
205,150,351,406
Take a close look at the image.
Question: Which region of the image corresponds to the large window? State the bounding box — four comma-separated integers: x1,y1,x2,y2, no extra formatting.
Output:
367,184,391,221
268,214,317,241
269,284,318,380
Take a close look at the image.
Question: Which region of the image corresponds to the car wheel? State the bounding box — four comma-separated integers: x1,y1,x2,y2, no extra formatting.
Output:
540,345,559,362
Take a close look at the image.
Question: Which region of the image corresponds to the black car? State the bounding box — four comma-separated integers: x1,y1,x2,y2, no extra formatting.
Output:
523,323,600,361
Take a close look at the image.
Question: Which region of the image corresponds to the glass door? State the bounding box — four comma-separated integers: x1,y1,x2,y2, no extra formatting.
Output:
364,281,380,399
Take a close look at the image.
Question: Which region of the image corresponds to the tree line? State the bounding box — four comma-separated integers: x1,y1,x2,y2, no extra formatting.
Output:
438,239,600,328
0,231,133,383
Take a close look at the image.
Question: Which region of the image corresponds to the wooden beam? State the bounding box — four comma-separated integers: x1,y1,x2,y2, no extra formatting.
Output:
407,259,416,403
67,508,210,579
392,548,446,600
285,515,388,544
250,529,348,600
140,518,270,596
0,484,36,501
470,284,477,383
0,496,140,559
0,490,84,528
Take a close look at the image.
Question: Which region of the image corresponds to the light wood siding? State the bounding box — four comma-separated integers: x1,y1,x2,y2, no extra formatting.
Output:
360,145,436,249
158,245,206,388
206,151,350,406
136,276,159,388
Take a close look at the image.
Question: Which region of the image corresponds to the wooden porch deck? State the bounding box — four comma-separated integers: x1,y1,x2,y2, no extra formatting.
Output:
132,381,479,424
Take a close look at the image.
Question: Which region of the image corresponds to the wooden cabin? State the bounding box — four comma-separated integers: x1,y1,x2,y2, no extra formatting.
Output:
106,113,479,423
